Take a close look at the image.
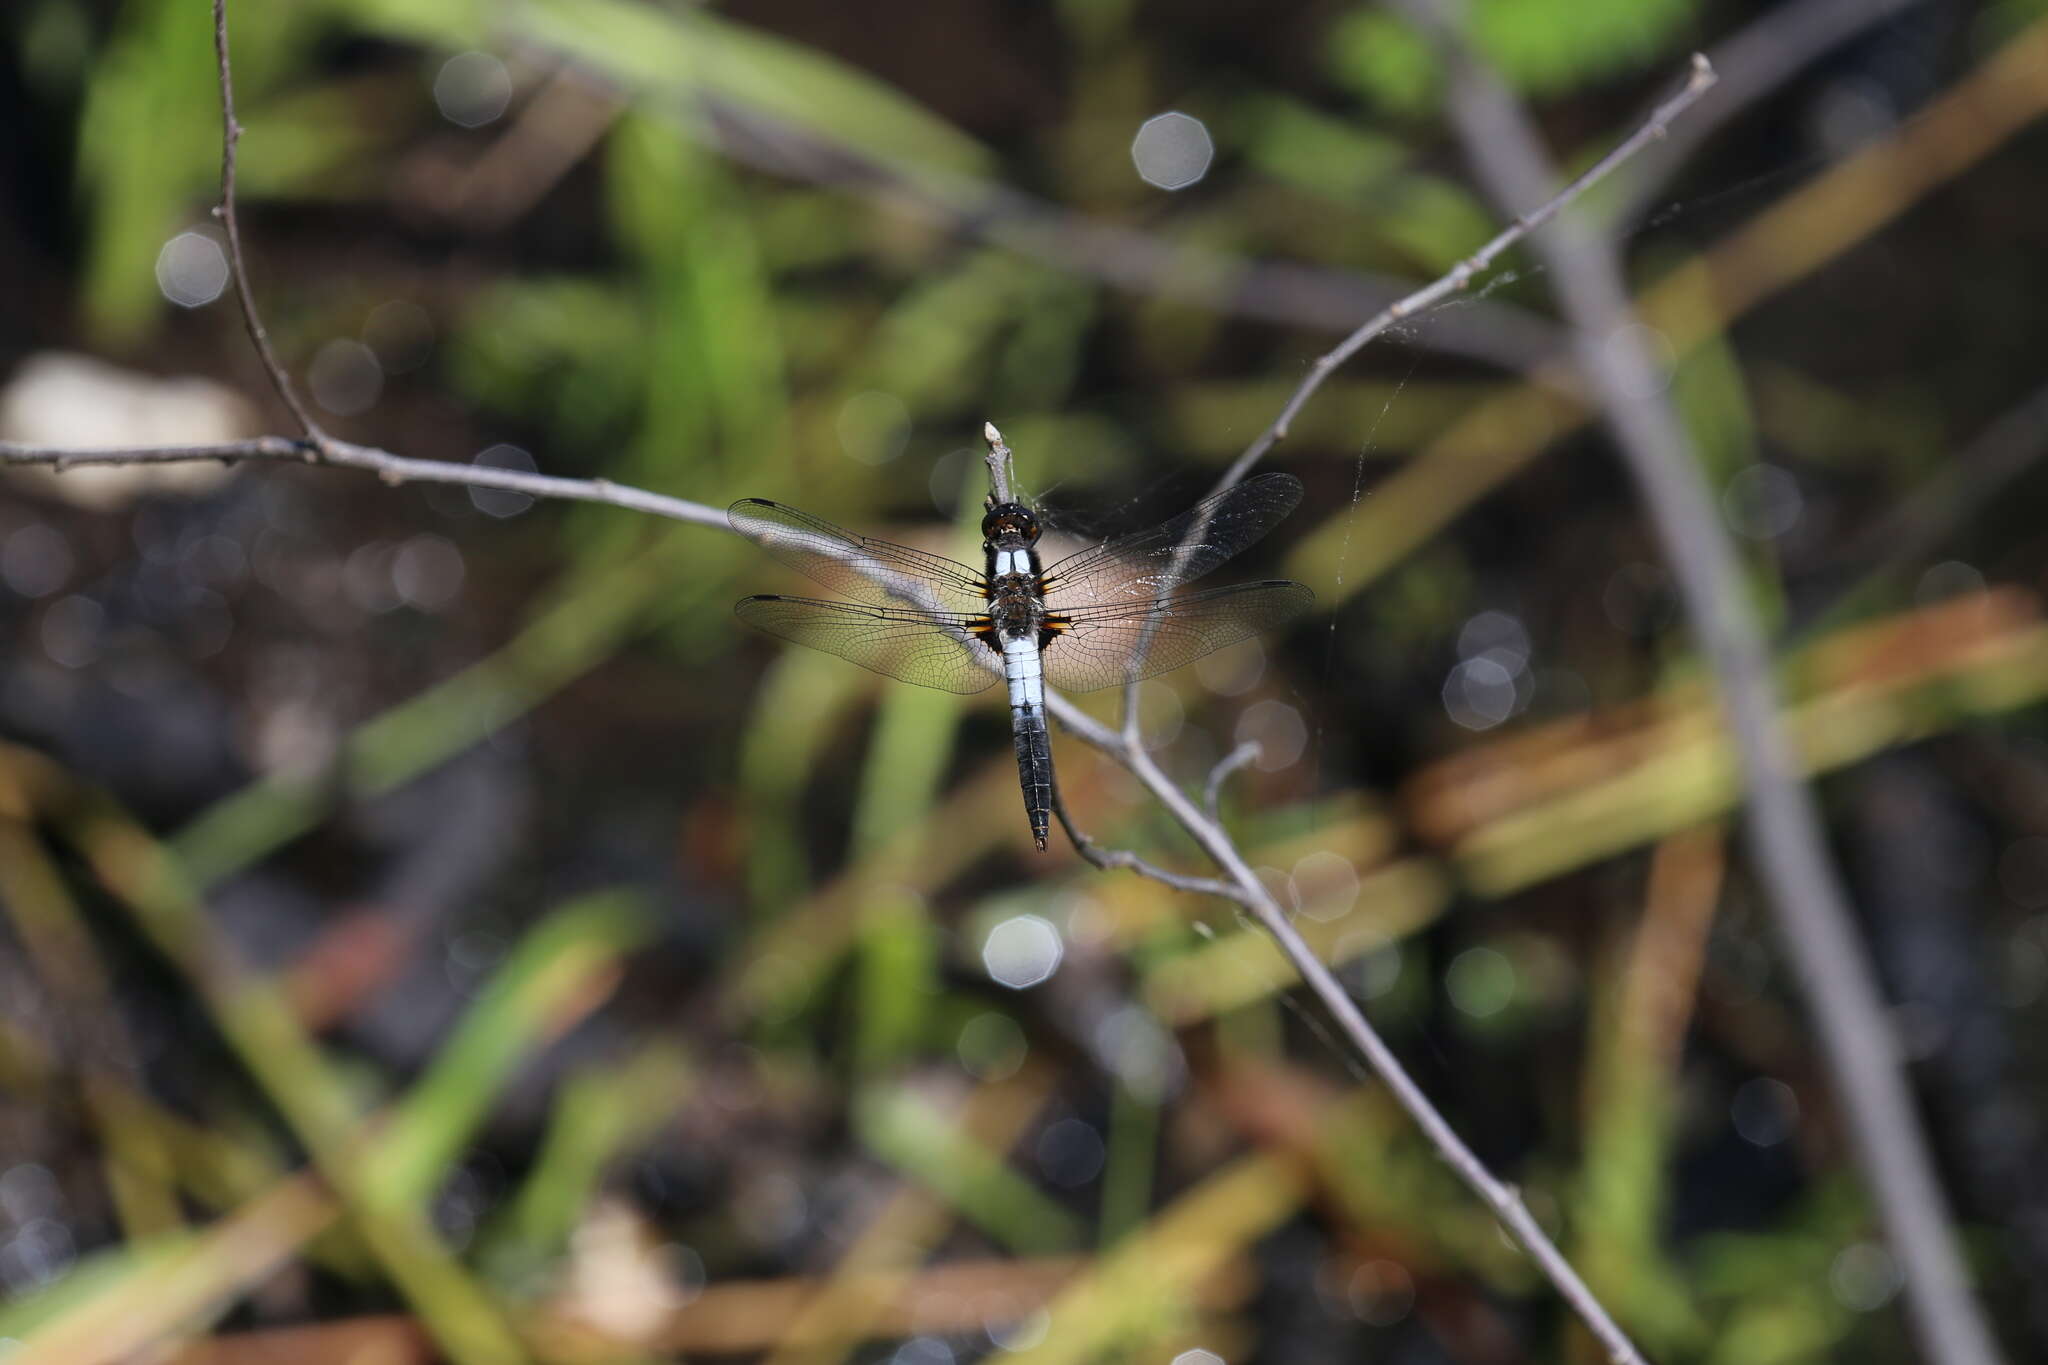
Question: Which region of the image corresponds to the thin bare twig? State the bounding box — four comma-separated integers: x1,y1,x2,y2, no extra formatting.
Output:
1079,49,1726,1365
0,437,726,530
1,6,728,532
212,0,324,443
1612,0,1930,226
1045,681,1651,1358
1204,741,1261,822
1208,53,1717,499
981,422,1016,505
1048,774,1246,903
1388,2,2003,1362
1102,49,1718,809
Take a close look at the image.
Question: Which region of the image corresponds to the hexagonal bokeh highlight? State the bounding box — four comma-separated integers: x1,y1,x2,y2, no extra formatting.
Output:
1131,111,1215,190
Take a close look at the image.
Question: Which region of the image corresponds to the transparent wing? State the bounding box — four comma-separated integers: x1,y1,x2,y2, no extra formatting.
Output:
1042,580,1313,692
728,500,986,609
1040,473,1304,610
734,595,1000,694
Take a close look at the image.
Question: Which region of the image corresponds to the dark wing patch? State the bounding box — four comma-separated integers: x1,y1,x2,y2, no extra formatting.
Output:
1039,473,1304,611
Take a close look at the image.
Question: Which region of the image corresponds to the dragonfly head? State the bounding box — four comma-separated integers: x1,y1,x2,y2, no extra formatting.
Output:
981,502,1041,547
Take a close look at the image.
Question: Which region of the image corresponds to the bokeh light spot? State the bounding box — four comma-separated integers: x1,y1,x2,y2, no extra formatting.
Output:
1443,655,1517,731
957,1012,1027,1080
1036,1118,1105,1188
395,533,466,609
985,1307,1051,1351
155,231,229,309
1195,637,1264,696
1830,1241,1903,1312
1730,1077,1799,1147
837,390,911,466
40,595,104,669
1348,1259,1416,1326
2,524,74,599
1291,849,1360,922
1457,608,1529,668
1132,111,1215,190
1722,464,1803,541
435,51,512,128
982,914,1063,989
893,1337,954,1365
1235,698,1306,770
1446,946,1515,1018
469,444,537,518
308,339,383,417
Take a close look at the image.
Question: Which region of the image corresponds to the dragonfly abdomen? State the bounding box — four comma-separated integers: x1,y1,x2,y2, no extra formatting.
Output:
1001,634,1053,851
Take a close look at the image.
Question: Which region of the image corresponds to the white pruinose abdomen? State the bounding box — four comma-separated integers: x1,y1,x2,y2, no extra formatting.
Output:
1001,634,1044,711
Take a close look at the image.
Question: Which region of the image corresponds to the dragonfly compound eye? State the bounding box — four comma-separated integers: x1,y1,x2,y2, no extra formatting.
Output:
981,504,1041,543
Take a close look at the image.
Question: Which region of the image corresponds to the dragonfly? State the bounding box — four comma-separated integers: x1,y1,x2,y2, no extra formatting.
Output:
729,471,1313,851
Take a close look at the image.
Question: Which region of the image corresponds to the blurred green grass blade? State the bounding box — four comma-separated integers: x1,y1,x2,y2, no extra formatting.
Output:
1455,619,2048,894
1472,0,1694,96
848,467,979,860
850,685,965,858
0,1235,194,1345
1329,0,1692,111
856,1087,1084,1256
1240,95,1408,203
1141,859,1448,1024
518,0,991,183
486,1042,693,1270
6,1179,336,1365
65,803,529,1365
1363,172,1500,274
1099,1078,1158,1249
607,113,787,485
75,0,222,340
171,538,702,888
0,824,185,1240
233,80,396,200
852,893,940,1074
446,278,649,456
1311,1090,1528,1283
1573,1002,1707,1346
362,890,656,1213
739,649,869,909
326,0,486,46
75,0,322,340
857,250,1032,414
842,484,970,1064
999,1154,1305,1365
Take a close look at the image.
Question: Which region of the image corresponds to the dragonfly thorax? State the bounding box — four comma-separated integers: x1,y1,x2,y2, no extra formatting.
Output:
982,502,1049,643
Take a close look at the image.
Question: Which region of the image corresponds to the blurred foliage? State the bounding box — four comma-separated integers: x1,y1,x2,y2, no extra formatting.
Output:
1331,0,1697,113
6,0,2048,1363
